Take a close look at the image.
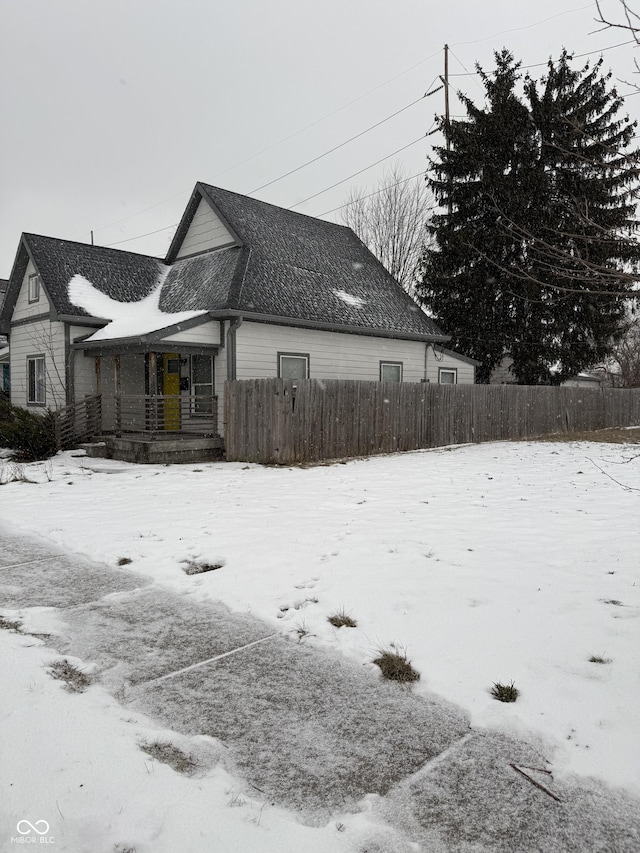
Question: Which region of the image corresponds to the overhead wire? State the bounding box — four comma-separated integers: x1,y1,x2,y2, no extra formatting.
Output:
246,88,436,196
96,10,639,248
288,130,435,210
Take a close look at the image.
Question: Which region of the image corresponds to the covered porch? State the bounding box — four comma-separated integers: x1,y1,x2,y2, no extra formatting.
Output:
76,339,224,463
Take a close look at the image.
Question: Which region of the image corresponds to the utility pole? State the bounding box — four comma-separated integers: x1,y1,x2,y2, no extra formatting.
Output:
440,44,452,216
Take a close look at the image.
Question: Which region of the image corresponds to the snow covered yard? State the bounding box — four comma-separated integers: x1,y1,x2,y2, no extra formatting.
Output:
1,438,639,850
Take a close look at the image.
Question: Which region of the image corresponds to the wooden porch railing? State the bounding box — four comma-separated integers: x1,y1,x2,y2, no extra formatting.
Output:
53,394,102,450
114,394,219,436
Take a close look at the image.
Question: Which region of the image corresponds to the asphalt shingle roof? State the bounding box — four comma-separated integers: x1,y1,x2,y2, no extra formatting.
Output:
3,186,446,342
194,184,445,339
23,235,163,317
159,246,244,312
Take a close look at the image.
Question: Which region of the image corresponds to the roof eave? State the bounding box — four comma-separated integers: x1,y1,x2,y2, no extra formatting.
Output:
74,312,213,349
207,309,451,343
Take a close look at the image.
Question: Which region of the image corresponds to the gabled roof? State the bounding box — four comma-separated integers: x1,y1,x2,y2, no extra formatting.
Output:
161,183,446,340
0,235,164,333
1,184,448,343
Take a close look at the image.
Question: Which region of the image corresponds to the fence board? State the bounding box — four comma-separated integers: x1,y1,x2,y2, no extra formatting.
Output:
224,380,640,465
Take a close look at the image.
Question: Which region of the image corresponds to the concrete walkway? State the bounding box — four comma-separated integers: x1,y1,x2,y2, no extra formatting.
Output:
2,529,639,850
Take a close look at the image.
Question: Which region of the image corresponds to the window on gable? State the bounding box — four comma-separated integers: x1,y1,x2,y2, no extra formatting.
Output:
279,353,309,380
28,274,41,304
438,368,457,384
380,361,403,382
27,356,46,404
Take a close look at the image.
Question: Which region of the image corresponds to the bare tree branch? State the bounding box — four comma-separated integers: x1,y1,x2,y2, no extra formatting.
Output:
341,164,434,296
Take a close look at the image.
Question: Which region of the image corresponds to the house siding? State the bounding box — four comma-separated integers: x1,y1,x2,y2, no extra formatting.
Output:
235,321,430,382
161,320,221,346
425,349,476,384
175,198,235,259
13,260,51,323
9,318,66,410
71,326,100,400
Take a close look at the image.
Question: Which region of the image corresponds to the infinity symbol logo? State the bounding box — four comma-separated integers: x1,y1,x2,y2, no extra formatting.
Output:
16,820,50,835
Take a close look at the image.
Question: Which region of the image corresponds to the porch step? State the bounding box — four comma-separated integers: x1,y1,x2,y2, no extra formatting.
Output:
81,442,108,459
98,435,224,465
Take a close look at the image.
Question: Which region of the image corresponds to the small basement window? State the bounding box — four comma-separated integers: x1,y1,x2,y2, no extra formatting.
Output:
380,361,403,382
438,368,457,384
27,355,46,404
28,274,41,303
278,353,309,380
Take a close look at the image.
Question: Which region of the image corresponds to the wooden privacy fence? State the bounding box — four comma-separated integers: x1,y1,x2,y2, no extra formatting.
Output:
224,379,640,465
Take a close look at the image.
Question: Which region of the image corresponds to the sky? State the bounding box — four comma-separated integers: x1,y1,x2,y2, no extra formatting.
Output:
1,0,639,277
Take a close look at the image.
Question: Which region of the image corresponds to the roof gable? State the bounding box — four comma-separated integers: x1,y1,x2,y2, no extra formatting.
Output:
165,186,242,263
3,235,164,327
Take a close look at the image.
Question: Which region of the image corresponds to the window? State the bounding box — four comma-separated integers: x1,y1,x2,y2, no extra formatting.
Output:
380,361,403,382
191,354,214,414
438,368,457,384
28,274,41,304
278,353,309,380
27,356,46,404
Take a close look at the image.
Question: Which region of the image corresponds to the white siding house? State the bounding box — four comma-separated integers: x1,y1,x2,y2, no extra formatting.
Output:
0,182,478,457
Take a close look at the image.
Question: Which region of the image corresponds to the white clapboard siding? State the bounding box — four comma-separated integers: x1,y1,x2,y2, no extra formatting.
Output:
9,319,67,409
161,320,221,346
236,321,452,384
13,261,51,322
175,198,235,259
71,326,101,399
425,348,476,384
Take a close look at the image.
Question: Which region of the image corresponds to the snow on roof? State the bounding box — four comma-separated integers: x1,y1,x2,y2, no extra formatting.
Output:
68,274,208,342
333,289,366,308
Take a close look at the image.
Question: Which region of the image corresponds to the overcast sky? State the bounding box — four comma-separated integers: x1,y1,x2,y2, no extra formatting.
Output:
1,0,639,277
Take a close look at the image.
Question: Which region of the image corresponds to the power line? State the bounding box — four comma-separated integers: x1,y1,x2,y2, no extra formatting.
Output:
94,4,595,237
246,88,436,196
315,171,428,218
450,3,594,47
448,38,637,77
289,132,434,211
93,58,444,237
105,223,177,249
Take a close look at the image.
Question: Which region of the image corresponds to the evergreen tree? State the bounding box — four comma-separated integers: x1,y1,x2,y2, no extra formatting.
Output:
419,49,640,384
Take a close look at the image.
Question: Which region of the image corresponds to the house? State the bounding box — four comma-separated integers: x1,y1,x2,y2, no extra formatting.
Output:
0,279,9,396
0,183,476,460
490,356,604,388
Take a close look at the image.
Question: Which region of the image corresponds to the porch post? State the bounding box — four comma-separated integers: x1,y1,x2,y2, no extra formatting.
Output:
148,352,158,395
148,351,158,432
114,355,122,395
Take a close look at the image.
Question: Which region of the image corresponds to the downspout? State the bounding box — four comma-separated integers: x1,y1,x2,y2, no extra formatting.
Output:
65,326,73,404
226,316,243,380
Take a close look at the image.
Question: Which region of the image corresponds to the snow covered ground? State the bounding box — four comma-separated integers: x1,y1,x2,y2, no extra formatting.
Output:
1,438,639,851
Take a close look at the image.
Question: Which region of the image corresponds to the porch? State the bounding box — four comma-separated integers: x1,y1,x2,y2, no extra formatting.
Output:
83,393,224,463
73,340,225,462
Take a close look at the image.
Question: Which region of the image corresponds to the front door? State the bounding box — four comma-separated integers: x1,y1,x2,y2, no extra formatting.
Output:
162,353,181,430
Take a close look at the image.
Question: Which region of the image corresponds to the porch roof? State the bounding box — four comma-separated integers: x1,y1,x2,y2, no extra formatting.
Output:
73,313,220,355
